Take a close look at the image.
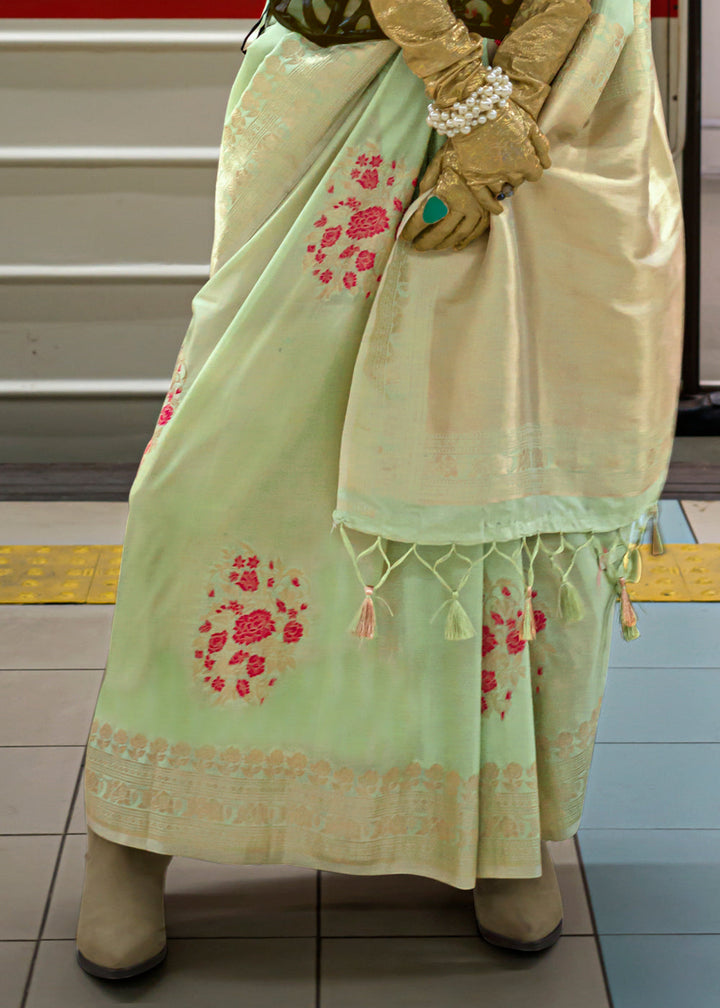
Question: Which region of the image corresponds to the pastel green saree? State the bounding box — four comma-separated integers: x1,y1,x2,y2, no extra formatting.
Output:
85,0,683,887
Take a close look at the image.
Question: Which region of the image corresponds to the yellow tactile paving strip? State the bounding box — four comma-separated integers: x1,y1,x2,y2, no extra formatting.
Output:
0,545,123,604
0,543,719,604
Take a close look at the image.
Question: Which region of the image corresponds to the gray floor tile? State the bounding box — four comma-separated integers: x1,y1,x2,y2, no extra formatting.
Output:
0,835,61,940
681,501,720,543
581,743,720,829
46,834,317,939
600,935,720,1008
321,839,591,938
578,829,720,934
67,786,86,834
0,941,35,1008
321,936,610,1008
0,670,102,746
0,746,83,833
597,667,720,743
0,606,114,670
0,502,128,545
26,938,315,1008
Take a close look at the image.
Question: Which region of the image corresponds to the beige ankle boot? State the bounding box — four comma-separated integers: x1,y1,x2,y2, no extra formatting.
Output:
473,842,563,952
76,826,172,979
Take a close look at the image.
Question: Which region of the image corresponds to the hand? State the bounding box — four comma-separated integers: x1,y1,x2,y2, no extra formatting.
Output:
401,152,493,253
449,98,552,202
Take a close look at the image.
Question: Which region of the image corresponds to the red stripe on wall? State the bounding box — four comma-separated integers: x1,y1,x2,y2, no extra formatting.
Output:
2,0,264,15
651,0,679,15
3,0,678,17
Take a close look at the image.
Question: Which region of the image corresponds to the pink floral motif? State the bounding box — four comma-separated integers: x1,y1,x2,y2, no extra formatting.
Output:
303,145,412,300
233,610,275,645
482,625,497,657
506,623,526,656
247,654,266,677
193,543,310,708
347,206,389,240
238,570,259,592
158,404,174,426
358,168,379,189
481,578,549,720
482,669,497,693
321,226,342,248
355,250,375,272
208,631,228,654
283,621,304,643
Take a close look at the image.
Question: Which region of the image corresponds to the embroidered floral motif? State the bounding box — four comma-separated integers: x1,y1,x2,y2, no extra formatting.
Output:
304,146,413,301
481,577,548,719
193,543,310,707
141,349,187,463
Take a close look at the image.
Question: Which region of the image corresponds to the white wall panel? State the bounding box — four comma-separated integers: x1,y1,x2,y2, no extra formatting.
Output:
2,282,198,380
0,164,215,264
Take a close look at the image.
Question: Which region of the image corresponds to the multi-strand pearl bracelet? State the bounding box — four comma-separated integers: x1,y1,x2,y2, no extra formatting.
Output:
426,66,513,139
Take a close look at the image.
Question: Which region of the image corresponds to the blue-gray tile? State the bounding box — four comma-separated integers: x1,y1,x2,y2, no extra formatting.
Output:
578,829,720,934
597,668,720,743
639,501,695,546
581,744,720,829
599,935,720,1008
608,604,720,667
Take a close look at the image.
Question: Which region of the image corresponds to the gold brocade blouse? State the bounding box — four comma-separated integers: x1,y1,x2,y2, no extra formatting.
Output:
268,0,524,47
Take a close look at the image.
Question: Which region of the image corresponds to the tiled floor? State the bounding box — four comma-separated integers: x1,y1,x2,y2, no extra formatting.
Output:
0,498,718,1007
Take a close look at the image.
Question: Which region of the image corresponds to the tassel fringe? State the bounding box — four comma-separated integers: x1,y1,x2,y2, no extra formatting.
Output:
335,513,654,644
444,594,476,641
352,586,376,639
651,509,666,556
618,576,640,641
520,586,537,641
559,579,585,623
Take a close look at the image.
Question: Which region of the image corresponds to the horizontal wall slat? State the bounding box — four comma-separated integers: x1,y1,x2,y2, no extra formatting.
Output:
0,29,253,48
0,379,169,398
0,146,220,165
0,264,209,281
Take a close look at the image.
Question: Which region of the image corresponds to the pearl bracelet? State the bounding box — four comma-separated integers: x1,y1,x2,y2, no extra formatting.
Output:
426,66,513,139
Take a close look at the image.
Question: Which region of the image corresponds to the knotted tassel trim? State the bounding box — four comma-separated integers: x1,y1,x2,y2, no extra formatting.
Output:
558,579,584,623
444,592,476,641
651,507,666,556
520,585,537,641
618,576,640,641
352,585,376,639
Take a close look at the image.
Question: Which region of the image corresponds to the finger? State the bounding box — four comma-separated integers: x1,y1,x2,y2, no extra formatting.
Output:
522,157,545,183
434,210,487,251
401,202,435,244
466,182,505,216
454,213,491,250
412,210,465,252
417,150,444,195
531,125,552,170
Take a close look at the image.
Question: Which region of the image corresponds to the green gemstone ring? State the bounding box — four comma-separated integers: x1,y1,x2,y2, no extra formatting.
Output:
422,195,450,225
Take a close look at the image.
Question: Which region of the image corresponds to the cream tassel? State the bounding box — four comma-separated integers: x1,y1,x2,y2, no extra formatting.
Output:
444,592,476,641
520,585,537,641
618,576,640,641
352,586,376,639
